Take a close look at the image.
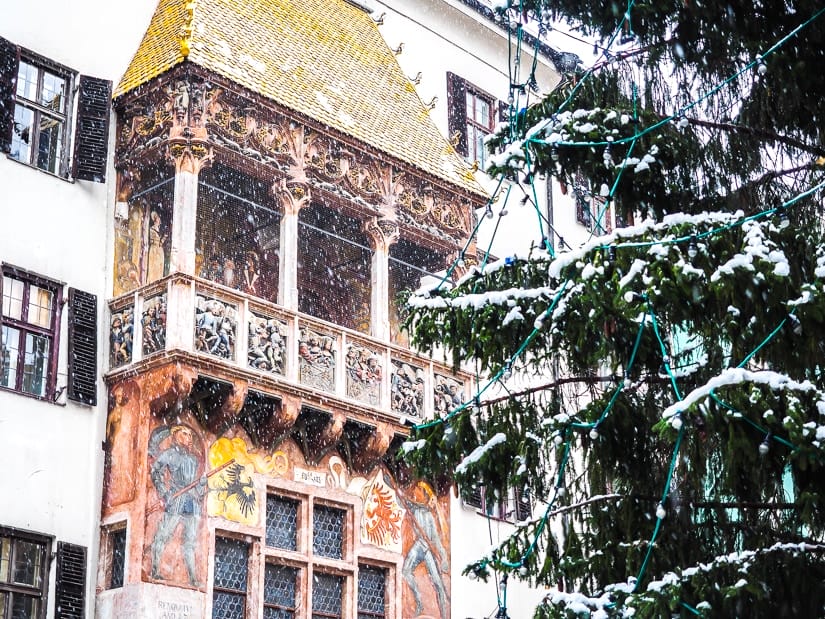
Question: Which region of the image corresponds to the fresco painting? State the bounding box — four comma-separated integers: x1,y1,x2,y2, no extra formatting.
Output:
143,423,208,589
206,436,289,525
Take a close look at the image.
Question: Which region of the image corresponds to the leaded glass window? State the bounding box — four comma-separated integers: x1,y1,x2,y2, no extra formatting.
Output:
313,505,345,559
212,537,248,619
266,495,299,551
312,573,343,619
264,564,298,619
108,528,126,589
357,566,386,619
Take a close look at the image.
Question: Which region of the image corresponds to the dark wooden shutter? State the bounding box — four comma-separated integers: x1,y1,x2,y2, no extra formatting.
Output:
55,542,87,619
67,288,97,405
498,99,509,123
0,37,20,154
446,72,468,156
464,484,483,509
515,488,532,521
72,75,111,182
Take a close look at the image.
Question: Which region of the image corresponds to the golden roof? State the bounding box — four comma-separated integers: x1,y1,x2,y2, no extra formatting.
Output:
116,0,486,196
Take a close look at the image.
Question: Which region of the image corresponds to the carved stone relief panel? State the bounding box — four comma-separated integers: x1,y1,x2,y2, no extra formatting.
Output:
194,295,237,360
391,359,425,419
298,327,336,392
110,305,135,368
345,342,382,406
433,373,464,417
142,293,168,357
248,311,287,375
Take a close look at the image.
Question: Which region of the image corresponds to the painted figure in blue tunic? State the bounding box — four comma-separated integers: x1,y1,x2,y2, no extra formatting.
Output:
149,424,205,586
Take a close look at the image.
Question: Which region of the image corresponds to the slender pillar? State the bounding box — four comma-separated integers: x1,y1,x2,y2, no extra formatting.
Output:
167,137,213,274
365,217,400,341
276,180,311,310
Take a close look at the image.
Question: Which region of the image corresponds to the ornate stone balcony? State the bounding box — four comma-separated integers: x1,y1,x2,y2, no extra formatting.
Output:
107,272,471,431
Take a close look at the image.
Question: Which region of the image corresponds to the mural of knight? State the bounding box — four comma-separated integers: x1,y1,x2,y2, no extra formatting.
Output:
99,0,486,616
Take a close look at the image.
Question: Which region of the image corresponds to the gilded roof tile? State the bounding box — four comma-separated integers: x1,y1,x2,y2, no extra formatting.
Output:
115,0,486,196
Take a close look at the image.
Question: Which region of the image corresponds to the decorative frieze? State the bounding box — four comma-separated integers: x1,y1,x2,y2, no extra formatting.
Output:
298,327,336,391
345,342,382,405
110,305,135,368
194,295,237,360
141,293,167,357
248,312,287,375
391,360,425,419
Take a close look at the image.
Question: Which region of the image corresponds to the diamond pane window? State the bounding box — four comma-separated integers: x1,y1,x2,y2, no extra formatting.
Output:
313,505,345,559
266,495,299,551
212,537,248,619
264,564,298,619
312,573,343,619
109,528,127,589
358,566,386,619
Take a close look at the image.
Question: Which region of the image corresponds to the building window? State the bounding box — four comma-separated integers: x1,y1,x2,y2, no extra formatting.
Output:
107,528,127,590
312,505,345,560
0,267,62,399
0,527,51,619
266,495,299,551
212,537,249,619
447,73,501,169
573,173,612,235
465,90,494,168
263,563,299,619
213,491,396,618
463,485,532,522
357,566,386,619
312,572,343,619
1,37,112,182
10,55,70,175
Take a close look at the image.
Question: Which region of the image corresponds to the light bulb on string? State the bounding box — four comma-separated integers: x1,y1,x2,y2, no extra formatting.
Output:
756,55,767,75
551,146,560,162
485,205,494,219
607,246,617,262
457,254,466,268
687,236,698,259
589,424,600,440
671,414,683,431
777,204,790,230
655,502,666,520
759,433,772,456
603,145,614,168
788,313,803,336
472,397,481,414
501,363,513,380
553,433,564,446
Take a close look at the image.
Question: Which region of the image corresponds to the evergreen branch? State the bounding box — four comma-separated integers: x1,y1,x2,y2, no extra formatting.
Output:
686,117,825,157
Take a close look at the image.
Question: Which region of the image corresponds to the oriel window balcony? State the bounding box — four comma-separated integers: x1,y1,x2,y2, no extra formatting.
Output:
107,271,470,424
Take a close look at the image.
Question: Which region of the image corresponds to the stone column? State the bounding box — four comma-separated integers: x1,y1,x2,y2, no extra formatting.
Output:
365,217,400,341
167,132,213,275
275,180,311,310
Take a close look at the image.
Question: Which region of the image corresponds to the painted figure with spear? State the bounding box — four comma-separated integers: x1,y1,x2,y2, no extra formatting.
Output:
147,424,236,587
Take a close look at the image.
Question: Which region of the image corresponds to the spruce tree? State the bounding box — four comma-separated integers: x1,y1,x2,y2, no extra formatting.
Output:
403,1,825,616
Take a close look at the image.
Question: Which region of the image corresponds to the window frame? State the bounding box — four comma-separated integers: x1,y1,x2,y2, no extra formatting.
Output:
212,535,251,619
464,86,495,168
0,264,63,401
0,526,53,619
9,50,74,177
213,488,399,619
101,524,127,590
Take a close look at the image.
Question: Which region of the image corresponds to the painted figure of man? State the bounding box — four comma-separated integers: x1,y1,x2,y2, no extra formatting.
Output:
402,482,449,617
149,425,205,586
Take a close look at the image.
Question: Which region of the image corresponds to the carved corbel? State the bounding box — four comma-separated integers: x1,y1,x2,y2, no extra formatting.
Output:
275,178,312,216
240,392,299,450
292,407,345,466
347,421,394,474
365,217,400,253
140,363,198,418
